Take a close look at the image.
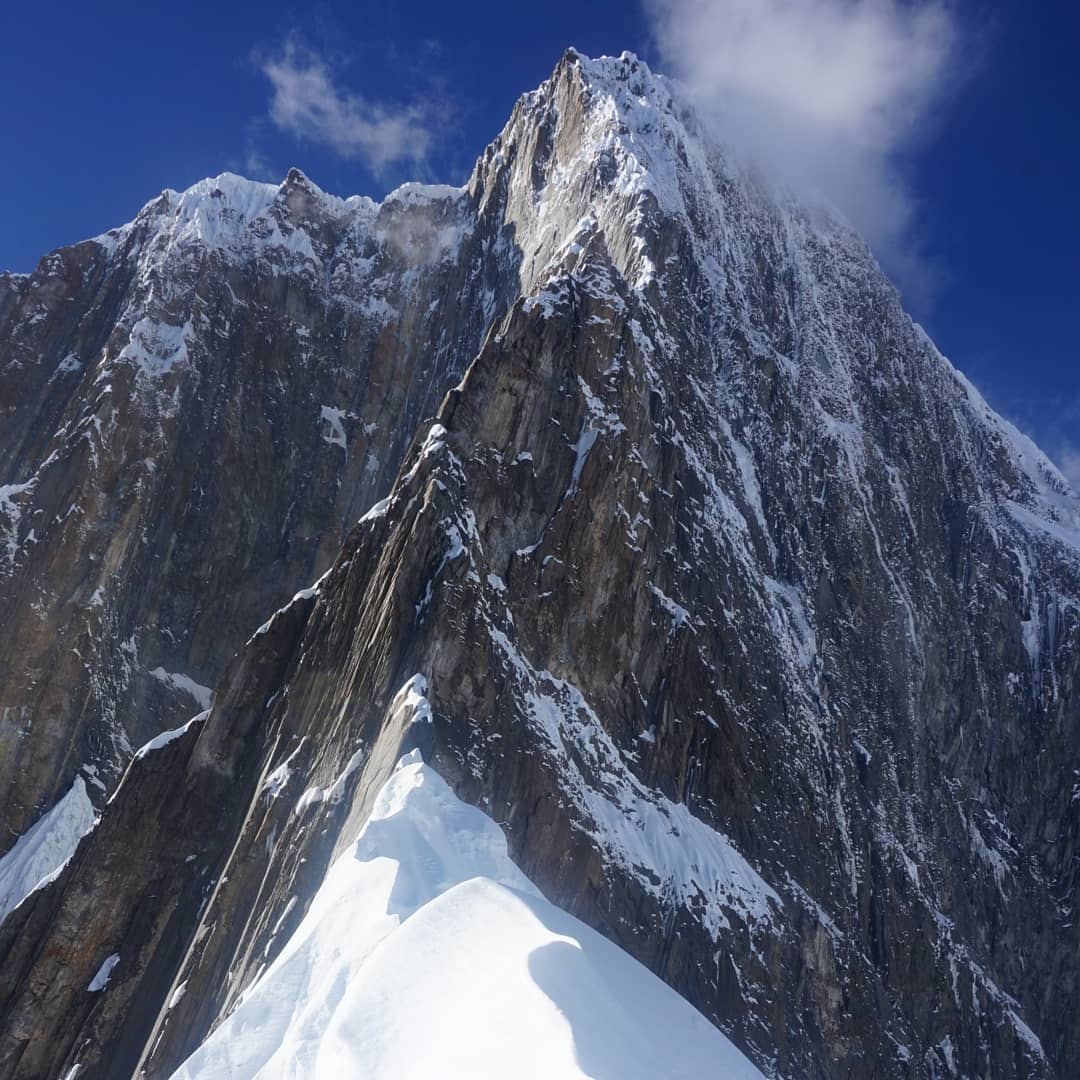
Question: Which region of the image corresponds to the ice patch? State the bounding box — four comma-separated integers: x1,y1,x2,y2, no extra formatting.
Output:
116,317,194,377
568,425,598,495
167,981,188,1011
393,674,433,727
648,583,695,632
0,480,34,566
49,353,84,381
295,746,366,814
262,741,306,800
249,567,333,641
1008,501,1080,558
358,496,391,524
488,627,780,934
319,406,353,450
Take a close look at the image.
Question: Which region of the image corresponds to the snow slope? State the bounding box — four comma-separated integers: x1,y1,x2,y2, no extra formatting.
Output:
171,752,763,1080
0,776,96,925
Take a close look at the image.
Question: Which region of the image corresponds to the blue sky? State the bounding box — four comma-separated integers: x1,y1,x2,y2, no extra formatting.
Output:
2,1,1076,480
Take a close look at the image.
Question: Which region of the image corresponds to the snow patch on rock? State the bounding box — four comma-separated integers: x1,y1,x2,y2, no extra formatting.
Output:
150,668,213,711
87,953,119,993
133,714,206,762
0,777,97,924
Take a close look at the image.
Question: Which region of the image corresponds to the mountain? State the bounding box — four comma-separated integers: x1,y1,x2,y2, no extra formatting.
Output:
0,167,515,847
1,48,1078,1079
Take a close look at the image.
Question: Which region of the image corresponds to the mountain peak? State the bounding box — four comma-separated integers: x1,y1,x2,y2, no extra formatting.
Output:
1,46,1077,1080
281,165,316,190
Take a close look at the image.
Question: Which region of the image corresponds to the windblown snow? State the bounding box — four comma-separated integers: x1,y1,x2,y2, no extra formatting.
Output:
171,753,763,1080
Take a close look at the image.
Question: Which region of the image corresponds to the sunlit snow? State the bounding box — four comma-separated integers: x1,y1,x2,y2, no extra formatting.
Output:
0,776,96,924
171,752,763,1080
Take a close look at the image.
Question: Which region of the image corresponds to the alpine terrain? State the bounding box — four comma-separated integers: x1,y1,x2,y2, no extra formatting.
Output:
0,49,1077,1079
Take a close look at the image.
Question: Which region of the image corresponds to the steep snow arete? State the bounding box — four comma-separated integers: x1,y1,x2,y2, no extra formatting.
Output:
172,753,763,1079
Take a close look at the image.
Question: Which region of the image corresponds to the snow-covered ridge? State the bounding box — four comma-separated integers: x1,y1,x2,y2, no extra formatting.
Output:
70,49,686,286
544,52,1080,550
170,751,763,1079
948,362,1080,545
72,50,703,301
89,168,469,271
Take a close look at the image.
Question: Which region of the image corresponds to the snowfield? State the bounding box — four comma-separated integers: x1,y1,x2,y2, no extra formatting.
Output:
0,776,96,924
171,752,763,1079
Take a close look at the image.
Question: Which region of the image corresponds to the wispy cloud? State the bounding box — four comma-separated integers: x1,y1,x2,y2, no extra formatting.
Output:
995,385,1080,494
644,0,963,299
242,128,275,181
1058,446,1080,491
1048,395,1080,491
257,38,436,172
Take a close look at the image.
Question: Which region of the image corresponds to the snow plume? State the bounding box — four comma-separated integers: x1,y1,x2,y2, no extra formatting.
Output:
259,37,436,172
242,138,274,182
645,0,959,298
1050,397,1080,492
1055,444,1080,493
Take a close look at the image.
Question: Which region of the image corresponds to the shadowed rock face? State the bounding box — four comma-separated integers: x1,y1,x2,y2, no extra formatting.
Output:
1,49,1078,1080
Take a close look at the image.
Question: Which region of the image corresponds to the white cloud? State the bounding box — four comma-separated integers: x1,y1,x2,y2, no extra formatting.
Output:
243,139,274,181
259,40,435,172
644,0,960,295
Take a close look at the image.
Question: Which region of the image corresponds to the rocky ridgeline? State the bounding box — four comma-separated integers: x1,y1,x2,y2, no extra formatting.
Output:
0,50,1078,1079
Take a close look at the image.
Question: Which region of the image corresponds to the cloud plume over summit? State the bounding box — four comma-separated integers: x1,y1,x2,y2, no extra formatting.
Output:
645,0,960,296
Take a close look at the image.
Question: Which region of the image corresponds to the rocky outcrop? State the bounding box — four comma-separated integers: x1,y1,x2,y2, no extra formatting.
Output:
0,49,1078,1079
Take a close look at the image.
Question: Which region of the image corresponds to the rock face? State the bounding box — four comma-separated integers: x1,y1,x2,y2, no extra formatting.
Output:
1,49,1079,1080
0,166,522,842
